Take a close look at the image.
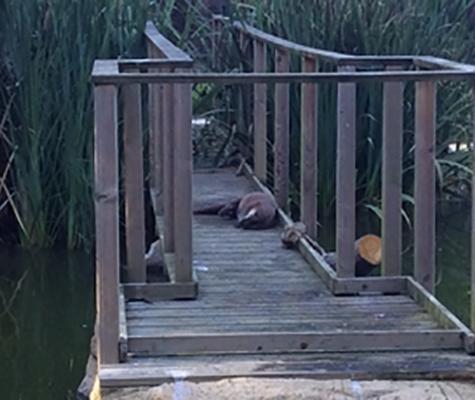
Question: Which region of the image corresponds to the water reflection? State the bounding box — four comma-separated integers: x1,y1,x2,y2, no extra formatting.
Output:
0,249,94,400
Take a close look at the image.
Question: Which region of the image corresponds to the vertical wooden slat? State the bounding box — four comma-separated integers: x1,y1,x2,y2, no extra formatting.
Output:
147,44,164,213
123,78,146,283
301,56,318,239
163,78,175,253
274,48,290,210
253,40,267,182
472,83,475,332
382,71,404,276
336,66,356,277
415,81,436,293
173,80,193,282
94,84,119,364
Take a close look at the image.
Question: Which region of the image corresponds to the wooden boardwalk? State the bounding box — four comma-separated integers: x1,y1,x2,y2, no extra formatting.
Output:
100,170,475,387
93,21,475,391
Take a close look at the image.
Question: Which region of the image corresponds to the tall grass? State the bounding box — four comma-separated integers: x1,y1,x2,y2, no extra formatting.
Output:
0,0,211,249
239,0,475,216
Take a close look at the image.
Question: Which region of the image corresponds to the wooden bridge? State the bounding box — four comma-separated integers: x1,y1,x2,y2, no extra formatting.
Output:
92,19,475,389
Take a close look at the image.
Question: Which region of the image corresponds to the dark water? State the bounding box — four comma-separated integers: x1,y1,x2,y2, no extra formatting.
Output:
0,203,471,399
0,248,94,400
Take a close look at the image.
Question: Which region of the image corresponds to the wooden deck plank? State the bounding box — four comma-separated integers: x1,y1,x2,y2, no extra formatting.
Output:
100,350,475,387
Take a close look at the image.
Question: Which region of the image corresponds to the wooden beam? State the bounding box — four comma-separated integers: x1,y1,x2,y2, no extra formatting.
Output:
94,84,120,364
123,77,146,283
144,21,193,62
162,81,175,252
333,277,406,295
91,70,475,85
147,45,164,213
414,81,436,292
274,48,290,210
336,66,356,277
173,79,193,282
128,330,464,356
253,40,267,182
382,69,404,276
406,277,475,354
123,282,198,301
301,56,318,239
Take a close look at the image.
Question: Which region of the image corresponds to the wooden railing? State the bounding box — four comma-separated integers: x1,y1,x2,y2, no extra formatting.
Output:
92,22,194,365
211,16,475,291
92,19,475,364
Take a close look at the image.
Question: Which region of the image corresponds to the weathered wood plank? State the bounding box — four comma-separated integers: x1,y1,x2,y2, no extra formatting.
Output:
253,39,267,182
414,81,436,292
274,48,290,209
336,66,356,277
100,350,475,387
382,70,404,276
92,70,475,85
124,282,198,301
301,56,318,239
173,80,193,282
128,330,463,356
333,277,406,295
123,78,146,282
144,21,193,62
162,81,175,252
94,84,120,364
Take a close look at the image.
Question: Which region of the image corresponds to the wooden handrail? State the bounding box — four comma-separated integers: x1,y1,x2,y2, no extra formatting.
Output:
144,21,193,63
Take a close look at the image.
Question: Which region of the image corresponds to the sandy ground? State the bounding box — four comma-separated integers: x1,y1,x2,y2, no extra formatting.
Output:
100,378,475,400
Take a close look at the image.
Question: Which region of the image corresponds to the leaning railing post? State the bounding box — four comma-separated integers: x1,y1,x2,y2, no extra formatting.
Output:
94,82,120,364
274,48,290,210
336,66,356,277
301,56,318,239
253,39,267,182
173,76,193,282
123,77,146,283
382,69,404,276
414,81,436,292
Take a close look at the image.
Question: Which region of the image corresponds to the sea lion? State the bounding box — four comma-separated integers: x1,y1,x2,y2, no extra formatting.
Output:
194,192,278,229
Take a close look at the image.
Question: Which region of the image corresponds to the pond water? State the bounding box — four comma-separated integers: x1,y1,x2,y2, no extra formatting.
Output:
0,249,94,400
0,202,471,399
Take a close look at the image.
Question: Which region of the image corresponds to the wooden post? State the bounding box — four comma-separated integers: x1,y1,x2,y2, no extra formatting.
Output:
147,44,164,213
415,81,436,293
301,56,318,239
274,48,290,210
472,83,475,332
253,40,267,182
94,84,119,364
123,78,146,283
382,71,404,276
163,78,175,253
336,66,356,277
173,79,193,282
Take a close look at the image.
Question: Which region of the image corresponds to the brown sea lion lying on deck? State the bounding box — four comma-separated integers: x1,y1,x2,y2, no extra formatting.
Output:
194,192,278,229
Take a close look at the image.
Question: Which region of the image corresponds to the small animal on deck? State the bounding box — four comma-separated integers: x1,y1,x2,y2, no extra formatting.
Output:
194,192,278,229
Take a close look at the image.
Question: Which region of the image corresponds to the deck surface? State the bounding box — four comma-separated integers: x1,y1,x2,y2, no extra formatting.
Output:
104,169,474,386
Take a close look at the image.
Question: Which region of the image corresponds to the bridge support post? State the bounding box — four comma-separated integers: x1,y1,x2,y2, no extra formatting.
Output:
336,66,356,278
94,83,120,364
301,56,318,240
414,81,436,293
382,69,404,276
123,76,146,283
471,84,475,331
173,79,193,282
253,39,267,182
274,48,290,210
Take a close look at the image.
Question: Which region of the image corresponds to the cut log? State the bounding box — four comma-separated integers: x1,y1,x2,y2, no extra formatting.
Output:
324,234,382,277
